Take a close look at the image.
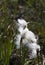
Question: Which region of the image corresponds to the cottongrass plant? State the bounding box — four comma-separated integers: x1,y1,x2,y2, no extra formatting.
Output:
15,18,40,58
10,18,45,65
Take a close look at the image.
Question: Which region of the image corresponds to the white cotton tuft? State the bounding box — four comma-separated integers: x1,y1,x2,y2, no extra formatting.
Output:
26,43,40,59
17,19,28,27
16,19,29,34
27,43,40,51
22,27,37,43
15,18,29,49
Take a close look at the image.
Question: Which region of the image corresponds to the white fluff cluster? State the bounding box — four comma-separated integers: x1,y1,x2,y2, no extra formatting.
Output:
15,18,40,59
27,43,40,59
15,19,28,48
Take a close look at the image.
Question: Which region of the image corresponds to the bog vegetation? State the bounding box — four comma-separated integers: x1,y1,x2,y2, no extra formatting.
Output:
0,0,45,65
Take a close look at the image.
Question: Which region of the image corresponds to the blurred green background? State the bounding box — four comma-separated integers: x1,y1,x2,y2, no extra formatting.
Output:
0,0,45,65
